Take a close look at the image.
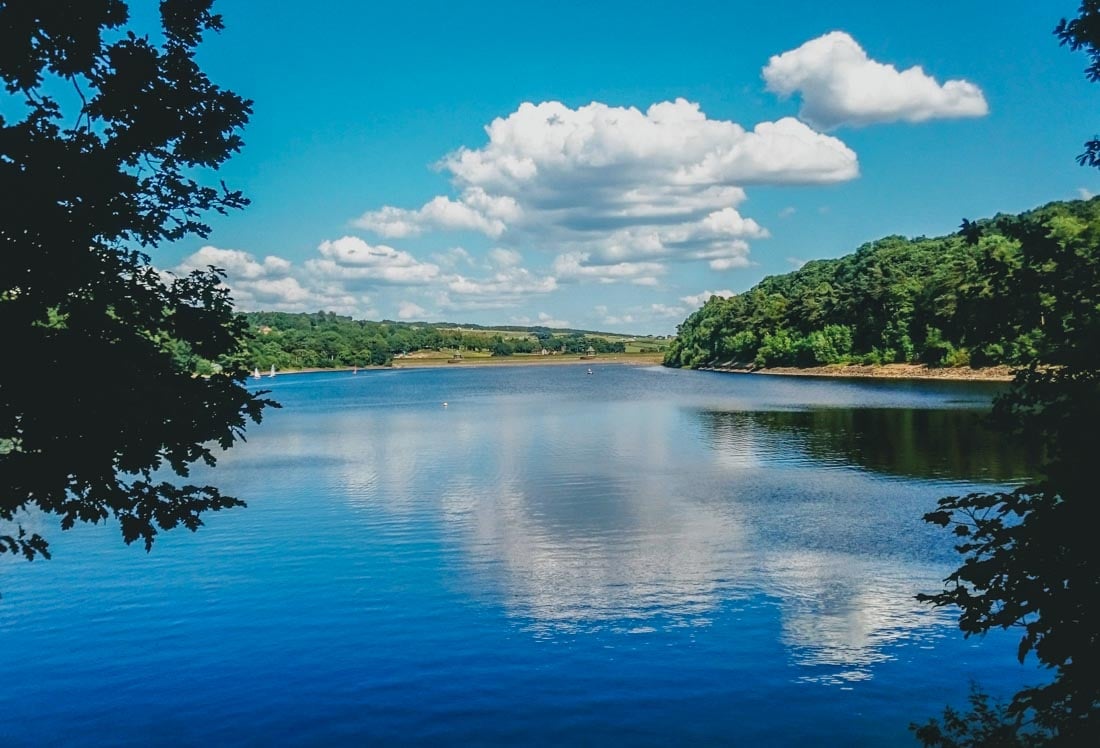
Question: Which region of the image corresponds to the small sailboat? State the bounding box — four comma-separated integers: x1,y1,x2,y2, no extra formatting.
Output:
353,365,358,374
587,368,593,375
253,367,261,380
268,364,276,378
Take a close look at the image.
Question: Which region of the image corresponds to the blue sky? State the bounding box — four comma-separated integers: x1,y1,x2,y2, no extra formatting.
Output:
158,1,1100,333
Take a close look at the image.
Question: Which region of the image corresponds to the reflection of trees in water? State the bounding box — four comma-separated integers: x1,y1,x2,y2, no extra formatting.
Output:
697,408,1035,483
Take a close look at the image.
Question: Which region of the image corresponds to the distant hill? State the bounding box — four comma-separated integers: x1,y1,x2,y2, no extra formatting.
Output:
664,197,1100,370
238,311,664,369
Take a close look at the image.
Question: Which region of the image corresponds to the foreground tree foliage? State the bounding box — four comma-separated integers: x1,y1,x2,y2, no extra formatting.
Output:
1057,0,1100,168
915,6,1100,744
913,215,1100,744
912,686,1052,748
664,198,1100,372
0,1,271,566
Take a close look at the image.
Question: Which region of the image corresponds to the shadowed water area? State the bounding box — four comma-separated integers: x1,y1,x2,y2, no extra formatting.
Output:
0,366,1042,745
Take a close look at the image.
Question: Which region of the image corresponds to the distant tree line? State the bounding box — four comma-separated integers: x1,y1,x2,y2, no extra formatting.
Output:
232,312,625,370
664,197,1100,370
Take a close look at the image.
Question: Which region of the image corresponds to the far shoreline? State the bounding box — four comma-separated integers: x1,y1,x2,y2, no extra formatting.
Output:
257,352,665,376
698,362,1014,382
251,356,1016,383
392,353,665,370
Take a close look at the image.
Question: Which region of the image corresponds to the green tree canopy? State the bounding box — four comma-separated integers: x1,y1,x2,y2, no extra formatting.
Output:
0,1,271,566
237,311,627,367
664,199,1100,372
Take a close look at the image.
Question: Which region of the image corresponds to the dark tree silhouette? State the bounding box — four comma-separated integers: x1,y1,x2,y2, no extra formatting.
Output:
914,4,1100,744
914,216,1100,745
0,1,272,569
1057,0,1100,168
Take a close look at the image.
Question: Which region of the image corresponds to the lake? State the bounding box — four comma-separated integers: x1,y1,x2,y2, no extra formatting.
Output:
0,364,1042,746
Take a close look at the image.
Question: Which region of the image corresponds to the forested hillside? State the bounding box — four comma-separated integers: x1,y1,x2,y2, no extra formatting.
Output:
235,312,627,370
664,197,1100,369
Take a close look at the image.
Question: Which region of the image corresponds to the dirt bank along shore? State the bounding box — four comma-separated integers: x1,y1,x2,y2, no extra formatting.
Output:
700,362,1014,382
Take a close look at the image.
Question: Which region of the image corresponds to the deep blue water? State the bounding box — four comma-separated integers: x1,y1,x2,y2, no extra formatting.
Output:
0,365,1042,746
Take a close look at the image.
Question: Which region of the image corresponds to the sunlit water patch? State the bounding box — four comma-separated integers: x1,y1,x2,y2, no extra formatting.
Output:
0,366,1043,746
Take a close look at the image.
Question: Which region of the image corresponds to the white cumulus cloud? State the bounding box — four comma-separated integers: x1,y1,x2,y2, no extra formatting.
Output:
307,236,441,286
173,245,366,314
354,98,859,276
763,31,989,130
173,239,559,320
681,289,736,308
651,303,687,318
447,266,557,297
595,305,635,326
353,195,511,239
397,301,427,320
537,312,570,328
487,247,523,268
176,245,292,280
552,252,665,285
431,247,475,268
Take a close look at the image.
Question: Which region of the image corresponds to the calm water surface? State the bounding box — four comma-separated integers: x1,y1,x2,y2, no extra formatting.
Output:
0,365,1041,746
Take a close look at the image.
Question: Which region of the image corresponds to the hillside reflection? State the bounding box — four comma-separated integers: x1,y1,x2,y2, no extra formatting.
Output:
696,407,1033,483
292,374,1023,685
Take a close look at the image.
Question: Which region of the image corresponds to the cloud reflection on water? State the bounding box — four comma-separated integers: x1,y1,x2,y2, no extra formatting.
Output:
312,395,984,683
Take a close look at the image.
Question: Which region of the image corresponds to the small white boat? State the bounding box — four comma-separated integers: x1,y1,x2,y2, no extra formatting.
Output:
253,367,261,379
587,368,593,375
268,365,276,378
